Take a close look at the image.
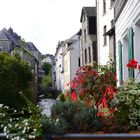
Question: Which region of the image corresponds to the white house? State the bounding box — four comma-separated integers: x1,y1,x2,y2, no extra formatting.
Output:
63,31,81,90
54,41,65,92
96,0,115,65
80,7,97,66
115,0,140,84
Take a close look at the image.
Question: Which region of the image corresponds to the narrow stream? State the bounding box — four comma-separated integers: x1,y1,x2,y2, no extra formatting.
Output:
38,99,56,117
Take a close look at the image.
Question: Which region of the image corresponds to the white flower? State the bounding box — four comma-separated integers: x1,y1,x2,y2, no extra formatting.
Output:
22,127,26,134
8,124,12,128
28,135,35,139
14,136,20,140
25,122,28,126
0,104,3,107
56,118,59,122
6,135,9,139
10,118,13,122
15,124,19,128
1,124,4,128
4,126,7,132
33,129,37,132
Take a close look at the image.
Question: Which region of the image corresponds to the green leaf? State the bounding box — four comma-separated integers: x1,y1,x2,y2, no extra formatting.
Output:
128,113,137,119
130,120,138,126
127,94,134,100
135,99,140,106
129,90,137,95
133,108,139,116
125,100,131,105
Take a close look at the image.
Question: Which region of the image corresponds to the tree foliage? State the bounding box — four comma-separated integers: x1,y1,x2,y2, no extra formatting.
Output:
0,53,35,110
41,62,51,75
41,72,52,89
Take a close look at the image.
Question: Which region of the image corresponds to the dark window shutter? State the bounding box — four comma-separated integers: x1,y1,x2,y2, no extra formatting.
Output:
128,27,134,78
118,41,123,84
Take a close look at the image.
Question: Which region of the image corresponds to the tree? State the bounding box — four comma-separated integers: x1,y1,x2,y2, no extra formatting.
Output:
41,72,52,90
41,62,51,75
0,53,35,110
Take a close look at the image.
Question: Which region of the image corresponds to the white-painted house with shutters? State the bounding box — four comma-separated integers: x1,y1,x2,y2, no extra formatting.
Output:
115,0,140,84
55,41,65,92
80,7,97,66
96,0,115,65
63,31,81,90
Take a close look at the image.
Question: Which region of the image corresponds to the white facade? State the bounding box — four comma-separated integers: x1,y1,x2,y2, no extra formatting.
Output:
115,0,140,84
96,0,115,65
80,7,97,66
63,32,80,90
55,42,65,92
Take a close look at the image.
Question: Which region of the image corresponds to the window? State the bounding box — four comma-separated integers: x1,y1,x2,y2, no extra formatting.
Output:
88,47,91,63
110,0,115,7
111,20,114,28
85,49,87,64
103,0,106,14
84,29,86,43
78,57,81,67
92,42,97,62
103,25,107,45
88,17,96,35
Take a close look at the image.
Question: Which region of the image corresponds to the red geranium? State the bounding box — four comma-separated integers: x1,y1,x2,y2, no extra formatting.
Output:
127,58,138,69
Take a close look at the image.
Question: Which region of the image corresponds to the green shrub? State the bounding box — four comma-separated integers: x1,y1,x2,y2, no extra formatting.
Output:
112,79,140,132
0,53,35,110
42,117,67,136
51,101,101,133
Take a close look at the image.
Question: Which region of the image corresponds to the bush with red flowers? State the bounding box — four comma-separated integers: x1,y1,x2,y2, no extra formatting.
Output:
64,60,117,117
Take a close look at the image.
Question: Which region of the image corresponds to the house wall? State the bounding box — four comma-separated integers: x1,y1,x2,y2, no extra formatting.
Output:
0,40,12,51
32,51,42,68
64,39,80,91
115,0,140,83
64,45,71,90
55,44,65,92
81,16,96,66
70,40,80,81
97,0,114,65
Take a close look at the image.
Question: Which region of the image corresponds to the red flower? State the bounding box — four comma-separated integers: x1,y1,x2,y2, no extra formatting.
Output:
71,91,77,101
89,70,95,78
127,58,138,69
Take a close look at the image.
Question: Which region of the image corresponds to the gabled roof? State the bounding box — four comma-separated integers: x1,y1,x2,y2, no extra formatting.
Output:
0,28,11,41
0,28,19,45
80,7,96,22
26,42,41,53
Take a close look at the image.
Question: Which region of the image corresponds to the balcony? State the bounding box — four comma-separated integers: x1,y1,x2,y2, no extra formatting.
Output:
114,0,128,21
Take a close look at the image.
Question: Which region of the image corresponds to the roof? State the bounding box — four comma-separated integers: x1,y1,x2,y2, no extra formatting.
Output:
0,28,11,41
80,7,96,22
0,28,20,45
26,42,40,53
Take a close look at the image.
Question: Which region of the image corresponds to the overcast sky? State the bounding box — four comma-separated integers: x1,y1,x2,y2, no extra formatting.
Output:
0,0,95,55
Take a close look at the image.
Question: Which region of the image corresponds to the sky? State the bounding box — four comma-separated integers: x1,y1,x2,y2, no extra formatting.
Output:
0,0,95,55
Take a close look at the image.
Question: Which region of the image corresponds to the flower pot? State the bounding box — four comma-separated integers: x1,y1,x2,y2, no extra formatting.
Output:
52,133,140,140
